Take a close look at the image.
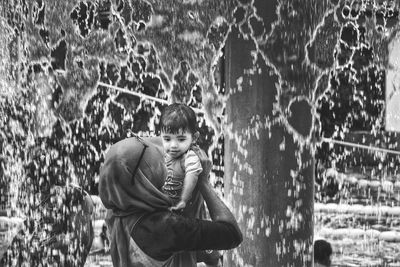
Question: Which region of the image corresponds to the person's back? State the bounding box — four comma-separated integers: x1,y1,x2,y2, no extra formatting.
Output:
99,136,242,267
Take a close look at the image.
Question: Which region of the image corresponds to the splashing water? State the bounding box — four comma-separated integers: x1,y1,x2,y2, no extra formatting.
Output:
314,1,400,266
0,0,233,265
1,0,400,266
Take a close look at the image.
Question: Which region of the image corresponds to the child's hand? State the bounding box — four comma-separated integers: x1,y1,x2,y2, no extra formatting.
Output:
170,201,186,211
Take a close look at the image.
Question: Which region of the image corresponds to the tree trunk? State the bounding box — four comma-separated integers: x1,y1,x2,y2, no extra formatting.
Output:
223,1,314,266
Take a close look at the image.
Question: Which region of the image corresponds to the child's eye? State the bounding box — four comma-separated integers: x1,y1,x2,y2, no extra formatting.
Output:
178,138,186,142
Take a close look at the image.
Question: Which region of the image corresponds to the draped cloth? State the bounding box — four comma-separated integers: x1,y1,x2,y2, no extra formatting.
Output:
99,136,201,266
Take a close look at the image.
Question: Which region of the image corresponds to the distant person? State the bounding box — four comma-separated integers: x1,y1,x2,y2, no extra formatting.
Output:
159,103,202,212
314,239,332,267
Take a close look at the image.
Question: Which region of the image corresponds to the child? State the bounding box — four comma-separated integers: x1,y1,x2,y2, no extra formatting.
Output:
160,103,203,211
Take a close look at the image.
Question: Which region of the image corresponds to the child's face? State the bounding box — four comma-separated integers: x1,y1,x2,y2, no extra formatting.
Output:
161,130,194,159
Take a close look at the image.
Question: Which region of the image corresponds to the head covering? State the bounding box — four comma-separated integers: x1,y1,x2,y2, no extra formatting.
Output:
99,136,174,267
99,136,172,215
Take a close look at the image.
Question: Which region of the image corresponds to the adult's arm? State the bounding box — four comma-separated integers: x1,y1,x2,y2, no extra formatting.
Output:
132,209,243,261
198,179,242,241
196,148,242,241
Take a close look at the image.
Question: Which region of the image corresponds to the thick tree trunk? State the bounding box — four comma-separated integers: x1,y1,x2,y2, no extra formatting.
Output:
223,1,314,266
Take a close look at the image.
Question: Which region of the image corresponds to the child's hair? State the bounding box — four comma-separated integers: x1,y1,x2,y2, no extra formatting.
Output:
160,103,197,134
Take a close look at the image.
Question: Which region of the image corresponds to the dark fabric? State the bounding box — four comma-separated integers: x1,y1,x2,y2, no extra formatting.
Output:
99,137,174,267
132,211,241,261
99,136,209,267
99,137,172,215
99,136,232,267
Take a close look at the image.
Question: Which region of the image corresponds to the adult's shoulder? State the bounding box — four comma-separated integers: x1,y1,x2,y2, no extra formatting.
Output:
142,136,162,147
142,136,163,152
105,136,163,161
105,137,141,157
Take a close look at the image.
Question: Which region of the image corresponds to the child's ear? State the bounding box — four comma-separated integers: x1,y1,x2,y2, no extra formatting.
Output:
193,131,200,143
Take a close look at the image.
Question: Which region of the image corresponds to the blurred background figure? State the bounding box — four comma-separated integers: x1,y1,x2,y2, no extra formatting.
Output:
314,239,332,267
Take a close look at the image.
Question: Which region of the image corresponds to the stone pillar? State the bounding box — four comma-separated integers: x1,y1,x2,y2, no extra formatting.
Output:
223,2,314,266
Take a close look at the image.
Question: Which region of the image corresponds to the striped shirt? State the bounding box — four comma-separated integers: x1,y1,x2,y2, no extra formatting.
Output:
162,149,203,201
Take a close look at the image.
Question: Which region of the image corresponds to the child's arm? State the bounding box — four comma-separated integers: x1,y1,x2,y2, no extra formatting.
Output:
170,173,199,210
170,150,203,210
